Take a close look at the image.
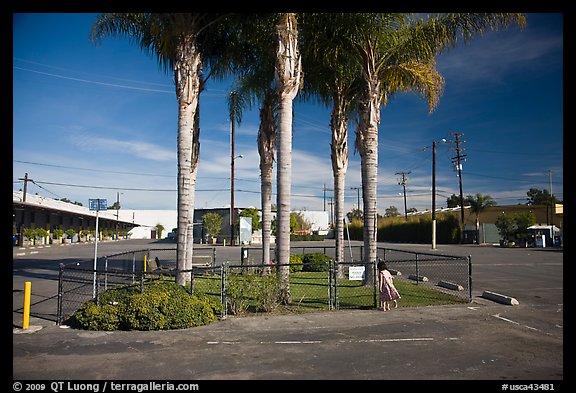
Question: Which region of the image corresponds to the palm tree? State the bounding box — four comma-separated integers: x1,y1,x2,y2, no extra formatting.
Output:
328,13,444,284
226,82,277,266
223,14,278,267
274,13,302,303
299,13,361,278
466,193,497,244
345,13,526,283
90,13,230,286
257,90,277,266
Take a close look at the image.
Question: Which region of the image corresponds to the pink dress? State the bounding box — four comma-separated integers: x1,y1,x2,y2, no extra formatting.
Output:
379,269,401,302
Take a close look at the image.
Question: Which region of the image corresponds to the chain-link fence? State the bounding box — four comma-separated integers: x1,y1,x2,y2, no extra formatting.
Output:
57,246,471,325
57,247,218,324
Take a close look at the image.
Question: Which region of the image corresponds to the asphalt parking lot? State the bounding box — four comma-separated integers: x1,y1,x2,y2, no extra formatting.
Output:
12,239,564,383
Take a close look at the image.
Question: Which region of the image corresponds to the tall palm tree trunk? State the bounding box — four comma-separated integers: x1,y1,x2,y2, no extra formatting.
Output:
330,94,349,278
175,40,202,286
258,93,275,266
356,76,381,285
274,13,301,304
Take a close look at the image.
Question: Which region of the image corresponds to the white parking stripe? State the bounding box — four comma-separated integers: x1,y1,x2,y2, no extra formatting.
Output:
492,313,546,334
207,337,435,345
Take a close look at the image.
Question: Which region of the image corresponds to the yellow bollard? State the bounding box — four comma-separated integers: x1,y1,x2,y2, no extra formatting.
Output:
23,281,31,329
143,255,147,272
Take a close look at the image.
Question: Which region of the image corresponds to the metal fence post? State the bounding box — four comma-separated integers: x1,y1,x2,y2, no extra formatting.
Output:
190,268,195,295
415,252,420,286
57,263,64,325
468,255,472,302
104,257,109,291
131,251,136,284
373,259,377,308
221,263,227,319
328,259,333,310
334,259,339,310
95,270,100,305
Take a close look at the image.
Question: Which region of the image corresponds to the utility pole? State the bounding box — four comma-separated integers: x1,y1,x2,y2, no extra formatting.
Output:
395,171,411,220
350,186,361,212
449,132,466,226
17,173,31,247
323,184,333,212
423,138,448,250
328,197,334,225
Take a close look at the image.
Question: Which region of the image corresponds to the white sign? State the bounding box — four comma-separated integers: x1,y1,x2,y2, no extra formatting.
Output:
348,266,365,281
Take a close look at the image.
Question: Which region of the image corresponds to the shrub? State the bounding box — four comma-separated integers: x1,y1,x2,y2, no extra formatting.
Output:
36,228,49,238
72,301,121,331
302,253,330,272
289,254,304,273
70,281,217,331
226,272,257,315
23,227,37,240
253,273,281,312
226,271,281,315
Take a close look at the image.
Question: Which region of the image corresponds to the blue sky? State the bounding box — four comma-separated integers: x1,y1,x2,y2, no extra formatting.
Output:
12,13,563,217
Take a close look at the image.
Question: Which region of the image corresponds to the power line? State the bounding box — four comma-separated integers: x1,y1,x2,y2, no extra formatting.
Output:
14,160,175,178
13,66,174,94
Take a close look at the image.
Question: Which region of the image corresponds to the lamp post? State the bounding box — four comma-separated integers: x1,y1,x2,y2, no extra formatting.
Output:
115,192,123,240
231,154,243,246
432,141,437,250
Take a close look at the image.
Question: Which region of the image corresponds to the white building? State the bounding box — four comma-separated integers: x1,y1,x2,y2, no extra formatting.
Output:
119,210,177,239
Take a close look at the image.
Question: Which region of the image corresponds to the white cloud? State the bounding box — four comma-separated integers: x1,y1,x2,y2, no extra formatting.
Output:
68,134,175,162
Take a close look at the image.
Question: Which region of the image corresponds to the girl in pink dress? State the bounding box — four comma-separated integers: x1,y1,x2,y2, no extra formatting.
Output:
378,260,401,311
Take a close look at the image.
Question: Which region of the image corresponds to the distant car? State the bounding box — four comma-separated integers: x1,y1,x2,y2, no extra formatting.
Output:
167,231,177,241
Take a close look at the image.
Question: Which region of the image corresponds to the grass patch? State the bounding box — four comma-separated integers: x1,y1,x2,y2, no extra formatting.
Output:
191,270,467,316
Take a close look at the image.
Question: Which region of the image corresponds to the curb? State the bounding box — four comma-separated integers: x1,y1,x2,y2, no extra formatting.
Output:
481,290,519,305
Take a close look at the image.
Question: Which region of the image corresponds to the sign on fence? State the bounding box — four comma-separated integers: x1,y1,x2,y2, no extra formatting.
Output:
348,266,365,281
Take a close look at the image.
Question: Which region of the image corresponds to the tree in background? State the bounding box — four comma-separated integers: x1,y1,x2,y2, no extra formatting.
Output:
346,208,363,222
495,211,536,247
465,193,497,244
514,211,537,246
291,212,312,233
239,207,262,233
202,213,223,240
526,188,561,205
155,223,165,239
446,193,470,208
385,206,401,218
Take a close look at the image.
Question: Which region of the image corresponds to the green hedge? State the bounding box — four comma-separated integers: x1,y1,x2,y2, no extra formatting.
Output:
345,214,461,244
69,281,218,331
301,253,330,272
290,234,326,241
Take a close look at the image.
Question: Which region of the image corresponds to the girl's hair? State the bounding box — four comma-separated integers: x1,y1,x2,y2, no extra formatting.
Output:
377,260,387,271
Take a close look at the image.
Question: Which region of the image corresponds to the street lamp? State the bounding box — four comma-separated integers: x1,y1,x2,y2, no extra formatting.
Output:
115,192,123,240
231,154,243,246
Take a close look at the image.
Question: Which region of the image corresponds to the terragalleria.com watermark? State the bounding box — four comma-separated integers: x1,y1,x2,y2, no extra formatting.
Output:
13,381,200,392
